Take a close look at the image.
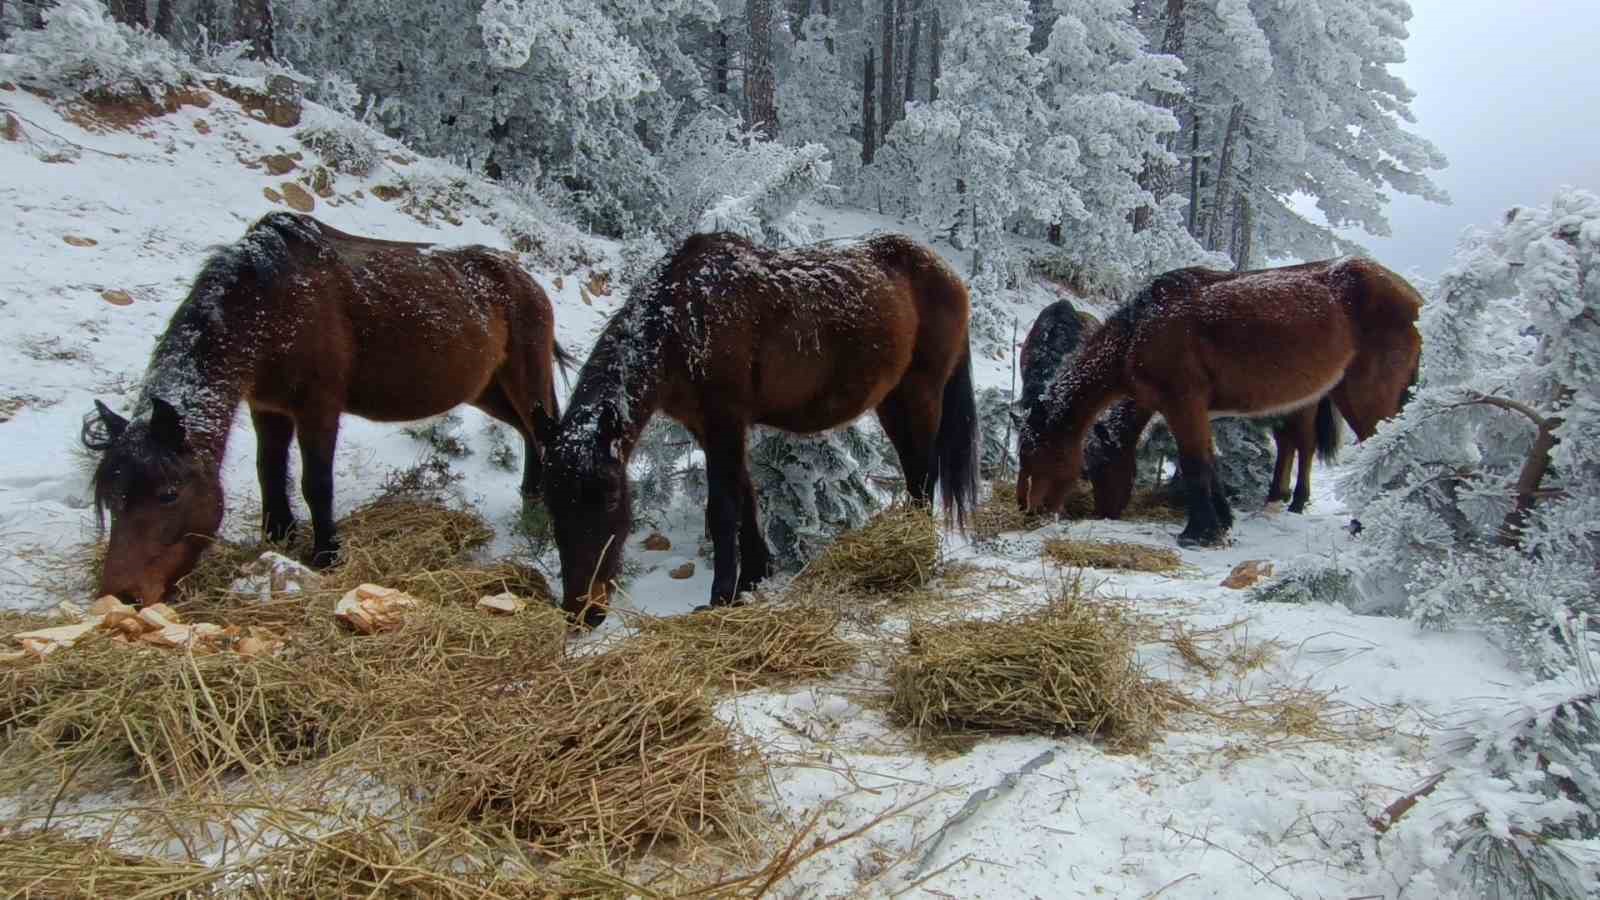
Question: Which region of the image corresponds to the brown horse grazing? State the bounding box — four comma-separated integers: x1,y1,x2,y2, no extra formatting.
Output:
533,231,979,627
1016,298,1341,516
81,212,572,604
1017,258,1422,547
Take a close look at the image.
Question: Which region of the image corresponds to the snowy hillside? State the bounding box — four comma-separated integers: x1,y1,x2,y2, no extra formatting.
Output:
0,76,1564,899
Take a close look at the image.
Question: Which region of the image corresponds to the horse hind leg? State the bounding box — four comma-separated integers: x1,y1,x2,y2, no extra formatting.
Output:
474,380,543,500
1266,423,1294,506
251,408,297,543
294,411,342,569
736,470,771,596
874,381,943,507
700,421,752,608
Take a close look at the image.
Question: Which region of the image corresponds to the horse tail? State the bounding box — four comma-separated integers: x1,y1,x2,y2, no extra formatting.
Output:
937,347,980,532
1313,395,1342,464
553,340,578,394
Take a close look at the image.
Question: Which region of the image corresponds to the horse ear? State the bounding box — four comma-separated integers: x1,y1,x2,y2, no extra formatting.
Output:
149,397,186,448
532,403,560,447
94,400,129,439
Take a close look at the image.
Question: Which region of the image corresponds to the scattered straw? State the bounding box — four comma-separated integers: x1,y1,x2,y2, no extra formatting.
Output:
623,602,857,690
890,593,1171,751
323,499,495,587
795,505,938,596
1042,537,1181,573
1121,486,1186,523
970,482,1055,540
0,828,220,899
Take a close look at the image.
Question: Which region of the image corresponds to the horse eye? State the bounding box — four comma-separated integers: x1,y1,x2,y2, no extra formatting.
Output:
158,489,180,505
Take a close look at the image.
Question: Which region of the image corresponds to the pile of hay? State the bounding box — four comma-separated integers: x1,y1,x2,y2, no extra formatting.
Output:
1042,537,1181,573
0,829,220,898
372,648,757,855
969,481,1069,540
624,602,857,689
0,599,571,798
794,504,939,596
889,594,1170,750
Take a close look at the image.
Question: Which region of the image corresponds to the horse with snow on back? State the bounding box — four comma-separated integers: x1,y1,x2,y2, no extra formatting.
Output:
534,230,979,628
83,211,571,605
1016,258,1422,547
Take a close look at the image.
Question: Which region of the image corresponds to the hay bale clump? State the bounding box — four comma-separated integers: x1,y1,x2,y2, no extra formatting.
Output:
327,499,494,588
377,649,757,855
625,602,857,689
1121,485,1186,523
889,595,1170,750
0,828,221,899
796,504,939,595
1042,537,1181,573
970,481,1065,541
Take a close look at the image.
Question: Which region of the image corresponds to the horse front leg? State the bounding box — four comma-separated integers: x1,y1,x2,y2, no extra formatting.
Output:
1165,405,1229,548
295,412,342,569
251,408,297,543
701,425,749,607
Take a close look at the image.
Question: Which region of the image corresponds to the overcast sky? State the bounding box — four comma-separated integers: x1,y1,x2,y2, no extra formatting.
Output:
1325,0,1600,281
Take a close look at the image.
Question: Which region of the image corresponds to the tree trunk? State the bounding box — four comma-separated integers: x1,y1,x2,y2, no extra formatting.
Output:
903,0,921,106
0,0,8,41
821,0,833,54
861,50,877,164
153,0,176,37
715,30,729,95
1231,193,1253,270
1204,101,1244,251
1131,0,1187,233
1500,416,1562,547
928,7,942,101
879,0,898,141
1187,105,1201,236
235,0,273,58
746,0,778,136
108,0,149,27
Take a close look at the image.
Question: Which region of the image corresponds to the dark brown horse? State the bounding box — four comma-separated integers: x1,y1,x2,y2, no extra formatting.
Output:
1017,298,1341,516
1017,258,1422,547
82,212,571,604
533,231,979,627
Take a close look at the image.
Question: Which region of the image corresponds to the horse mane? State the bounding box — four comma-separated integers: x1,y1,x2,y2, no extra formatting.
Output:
1020,299,1086,410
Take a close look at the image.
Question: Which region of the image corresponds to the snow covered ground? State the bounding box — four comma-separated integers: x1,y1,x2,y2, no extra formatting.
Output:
0,79,1530,897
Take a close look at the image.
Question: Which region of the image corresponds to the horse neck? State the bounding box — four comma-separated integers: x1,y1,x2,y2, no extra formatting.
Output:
565,326,667,465
138,327,250,465
1043,334,1127,478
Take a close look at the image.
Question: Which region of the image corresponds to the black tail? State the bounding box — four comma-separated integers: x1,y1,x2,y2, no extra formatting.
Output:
936,348,980,531
1314,395,1342,464
553,340,578,392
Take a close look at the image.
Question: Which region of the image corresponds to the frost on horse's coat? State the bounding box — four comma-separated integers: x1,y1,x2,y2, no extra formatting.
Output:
538,230,980,627
1017,258,1423,547
82,212,571,605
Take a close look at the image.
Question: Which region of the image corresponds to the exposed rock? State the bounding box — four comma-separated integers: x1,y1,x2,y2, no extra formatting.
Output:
642,533,672,552
100,289,134,306
280,182,315,212
263,186,284,205
63,235,98,247
669,562,696,580
260,153,297,175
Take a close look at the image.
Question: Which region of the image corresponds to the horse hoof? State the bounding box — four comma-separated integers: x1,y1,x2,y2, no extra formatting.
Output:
1176,532,1229,549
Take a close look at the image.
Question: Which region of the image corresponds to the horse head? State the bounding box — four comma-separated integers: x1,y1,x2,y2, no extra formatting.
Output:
82,397,225,605
1014,413,1079,517
539,412,631,628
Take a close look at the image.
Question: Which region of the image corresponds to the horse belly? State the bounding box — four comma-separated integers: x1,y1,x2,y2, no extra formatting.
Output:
755,322,911,434
343,315,507,422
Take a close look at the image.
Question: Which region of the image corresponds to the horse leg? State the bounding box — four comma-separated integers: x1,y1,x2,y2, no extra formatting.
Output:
1288,407,1317,514
736,473,772,596
1165,405,1228,548
295,413,342,569
875,383,941,506
1266,424,1293,506
701,423,750,607
474,382,543,500
251,408,297,543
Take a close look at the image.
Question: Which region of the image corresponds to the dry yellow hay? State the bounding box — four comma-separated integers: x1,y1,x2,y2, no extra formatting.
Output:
969,481,1061,540
0,600,571,798
0,828,221,899
624,601,857,689
889,593,1171,751
1120,485,1186,523
372,648,757,855
796,504,939,595
1042,537,1181,573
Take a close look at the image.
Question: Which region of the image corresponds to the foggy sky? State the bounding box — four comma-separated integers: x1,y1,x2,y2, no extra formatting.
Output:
1326,0,1600,281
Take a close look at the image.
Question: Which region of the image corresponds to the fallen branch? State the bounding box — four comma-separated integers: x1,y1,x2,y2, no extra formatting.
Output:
1370,770,1448,835
909,749,1055,878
